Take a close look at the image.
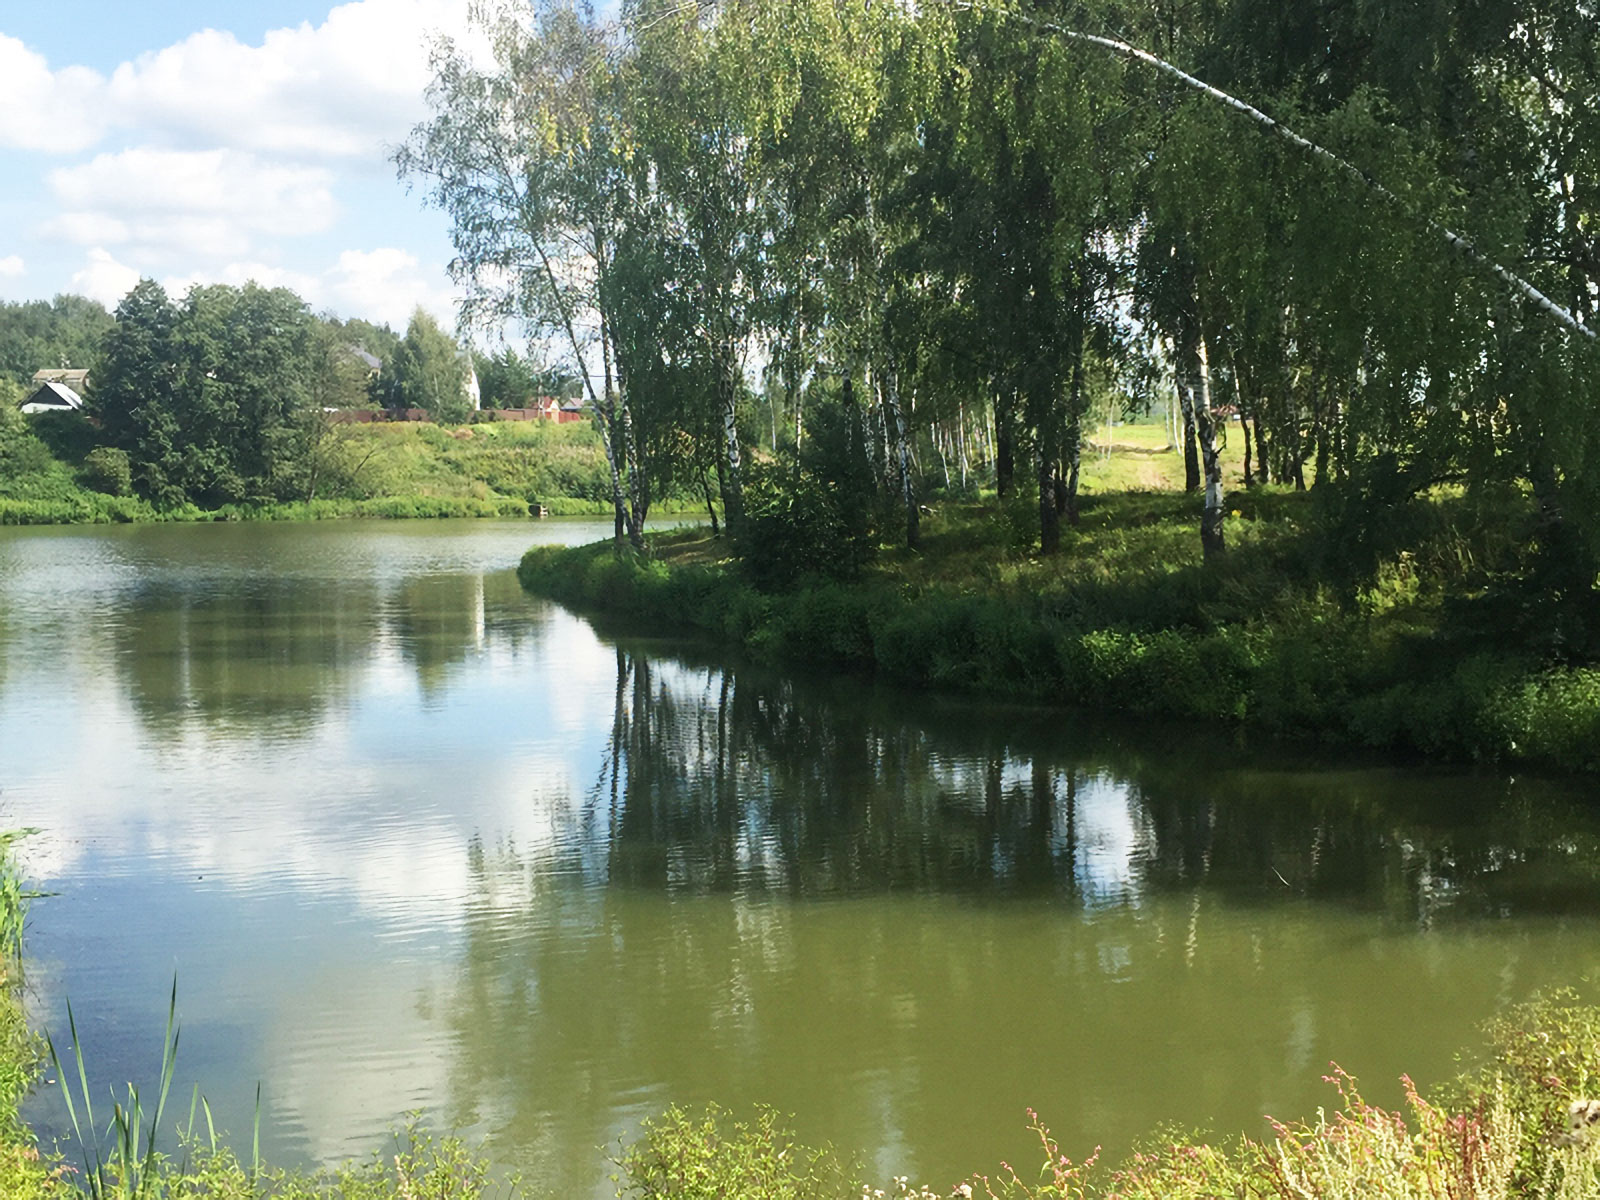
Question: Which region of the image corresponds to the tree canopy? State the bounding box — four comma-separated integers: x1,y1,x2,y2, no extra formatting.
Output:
400,0,1598,582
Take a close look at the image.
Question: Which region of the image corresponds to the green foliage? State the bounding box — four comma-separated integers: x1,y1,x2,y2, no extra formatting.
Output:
740,465,874,591
90,280,320,507
0,400,625,524
0,294,112,386
48,981,181,1200
614,1104,852,1200
378,309,471,424
0,400,55,484
475,346,540,409
83,447,134,496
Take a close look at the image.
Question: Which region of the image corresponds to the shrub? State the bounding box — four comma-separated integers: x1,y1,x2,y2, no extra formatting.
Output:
82,447,134,496
615,1104,853,1200
741,462,876,591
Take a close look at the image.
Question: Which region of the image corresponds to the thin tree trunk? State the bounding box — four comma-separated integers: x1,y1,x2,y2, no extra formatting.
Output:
1065,278,1088,524
700,466,720,536
881,357,919,549
1312,370,1332,488
957,403,970,492
1185,325,1225,559
594,400,628,543
596,315,630,543
616,353,646,549
1006,11,1595,343
1038,440,1060,554
789,357,804,452
717,344,744,536
1035,377,1061,555
1177,374,1201,493
1231,355,1253,487
995,378,1016,499
1240,411,1254,487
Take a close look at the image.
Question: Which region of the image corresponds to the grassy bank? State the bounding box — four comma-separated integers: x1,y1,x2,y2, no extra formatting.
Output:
520,474,1600,774
0,414,638,525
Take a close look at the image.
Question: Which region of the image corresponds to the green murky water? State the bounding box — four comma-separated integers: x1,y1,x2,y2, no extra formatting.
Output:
3,520,1599,1195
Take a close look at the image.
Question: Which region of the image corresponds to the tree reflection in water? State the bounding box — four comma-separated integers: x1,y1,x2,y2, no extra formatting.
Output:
438,643,1600,1196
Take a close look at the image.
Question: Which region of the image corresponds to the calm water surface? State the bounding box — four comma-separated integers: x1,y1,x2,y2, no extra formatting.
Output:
3,519,1600,1195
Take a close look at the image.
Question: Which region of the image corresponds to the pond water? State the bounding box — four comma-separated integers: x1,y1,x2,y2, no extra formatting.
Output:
2,519,1600,1196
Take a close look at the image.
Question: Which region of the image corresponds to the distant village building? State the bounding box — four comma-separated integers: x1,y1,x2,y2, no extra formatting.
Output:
347,347,381,375
20,368,89,414
20,381,85,414
32,367,90,391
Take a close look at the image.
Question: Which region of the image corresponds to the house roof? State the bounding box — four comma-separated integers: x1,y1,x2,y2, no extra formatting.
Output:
345,346,382,371
32,367,89,389
19,380,84,412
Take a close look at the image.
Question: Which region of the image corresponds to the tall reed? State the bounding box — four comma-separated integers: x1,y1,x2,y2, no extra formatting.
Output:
46,979,180,1200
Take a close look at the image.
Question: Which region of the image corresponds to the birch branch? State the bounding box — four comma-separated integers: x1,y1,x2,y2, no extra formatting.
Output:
948,0,1597,342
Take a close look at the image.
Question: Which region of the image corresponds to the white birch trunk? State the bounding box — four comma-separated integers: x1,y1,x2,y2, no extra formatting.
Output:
1188,330,1226,559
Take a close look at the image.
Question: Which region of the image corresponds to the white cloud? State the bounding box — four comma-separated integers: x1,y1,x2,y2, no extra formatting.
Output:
49,148,338,245
324,246,458,328
7,0,485,325
40,212,130,245
3,1,477,160
106,0,466,159
70,247,142,308
0,35,107,153
0,255,23,278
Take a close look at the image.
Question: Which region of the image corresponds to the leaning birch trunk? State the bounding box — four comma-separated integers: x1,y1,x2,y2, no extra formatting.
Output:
982,4,1595,343
881,354,919,550
1185,329,1226,559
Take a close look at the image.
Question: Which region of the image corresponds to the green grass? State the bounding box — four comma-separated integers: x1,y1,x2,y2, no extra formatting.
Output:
0,414,648,525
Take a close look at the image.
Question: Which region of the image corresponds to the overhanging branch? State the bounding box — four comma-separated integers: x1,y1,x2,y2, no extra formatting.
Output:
948,0,1596,342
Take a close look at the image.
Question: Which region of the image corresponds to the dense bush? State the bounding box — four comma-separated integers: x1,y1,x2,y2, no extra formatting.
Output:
616,1104,852,1200
82,446,133,496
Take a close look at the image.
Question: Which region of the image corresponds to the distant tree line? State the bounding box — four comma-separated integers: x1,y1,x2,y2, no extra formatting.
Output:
0,281,584,507
401,0,1599,578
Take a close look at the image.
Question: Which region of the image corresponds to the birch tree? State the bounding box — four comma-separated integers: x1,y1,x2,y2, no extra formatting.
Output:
398,0,645,544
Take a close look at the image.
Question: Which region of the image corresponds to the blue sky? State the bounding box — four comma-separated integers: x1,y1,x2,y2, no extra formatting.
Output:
0,0,497,331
